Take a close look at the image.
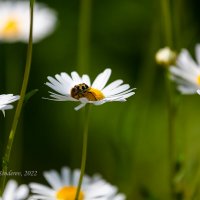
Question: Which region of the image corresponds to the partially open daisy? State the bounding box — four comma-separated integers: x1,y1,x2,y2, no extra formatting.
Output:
169,44,200,94
0,1,57,43
0,94,19,115
29,167,126,200
0,180,29,200
45,68,135,110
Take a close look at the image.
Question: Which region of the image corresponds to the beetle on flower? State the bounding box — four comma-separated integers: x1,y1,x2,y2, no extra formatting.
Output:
44,68,135,110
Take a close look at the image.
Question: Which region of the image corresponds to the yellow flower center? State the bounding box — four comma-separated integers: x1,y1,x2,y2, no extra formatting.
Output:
71,83,105,101
197,75,200,85
1,18,20,38
85,88,105,101
56,186,84,200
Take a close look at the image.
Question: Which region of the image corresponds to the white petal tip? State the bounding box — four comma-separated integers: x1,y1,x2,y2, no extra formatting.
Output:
74,103,86,111
2,110,5,117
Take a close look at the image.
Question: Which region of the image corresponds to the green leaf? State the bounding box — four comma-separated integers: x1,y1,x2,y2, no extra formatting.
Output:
24,89,39,105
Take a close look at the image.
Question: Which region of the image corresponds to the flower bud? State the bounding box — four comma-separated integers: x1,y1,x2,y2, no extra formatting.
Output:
155,47,176,66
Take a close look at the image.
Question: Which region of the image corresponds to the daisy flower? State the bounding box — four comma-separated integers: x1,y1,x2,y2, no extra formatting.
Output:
29,167,126,200
169,44,200,94
45,68,135,110
0,94,19,115
0,179,29,200
0,1,57,43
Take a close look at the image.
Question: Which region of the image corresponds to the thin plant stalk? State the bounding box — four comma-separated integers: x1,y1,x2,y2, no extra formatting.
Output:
77,0,92,73
75,1,92,195
0,0,35,194
161,0,173,47
173,0,182,50
165,72,176,199
75,104,91,200
4,44,24,172
161,0,177,199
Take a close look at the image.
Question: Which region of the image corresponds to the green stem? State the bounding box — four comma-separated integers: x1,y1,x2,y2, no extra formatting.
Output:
75,104,91,200
161,0,173,47
0,0,35,194
161,0,177,199
173,0,181,50
77,0,92,73
165,72,176,200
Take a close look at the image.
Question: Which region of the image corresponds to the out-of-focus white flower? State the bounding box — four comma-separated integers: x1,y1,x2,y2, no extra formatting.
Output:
0,180,29,200
0,1,57,43
29,167,126,200
155,47,176,66
45,68,135,111
170,44,200,94
0,94,19,115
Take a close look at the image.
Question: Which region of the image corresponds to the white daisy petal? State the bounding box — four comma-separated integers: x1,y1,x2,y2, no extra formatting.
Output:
102,79,123,94
82,74,91,86
61,167,71,186
0,105,13,110
71,71,82,84
170,67,198,85
72,169,81,186
0,94,19,115
29,183,55,196
16,185,29,199
29,167,126,200
108,88,135,98
1,180,28,200
113,194,126,200
2,180,17,199
176,49,199,75
45,82,68,96
60,72,74,86
177,86,197,94
48,91,77,101
55,74,72,92
107,92,135,101
92,68,112,90
43,170,63,190
74,103,86,111
105,84,130,96
91,71,105,89
28,195,55,200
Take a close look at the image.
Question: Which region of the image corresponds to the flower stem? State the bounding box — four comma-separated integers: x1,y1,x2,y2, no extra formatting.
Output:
77,0,92,73
75,104,91,200
165,72,176,199
0,0,34,194
161,0,173,47
161,0,177,199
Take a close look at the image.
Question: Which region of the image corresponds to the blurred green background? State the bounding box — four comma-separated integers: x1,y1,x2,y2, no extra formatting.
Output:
1,0,200,199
